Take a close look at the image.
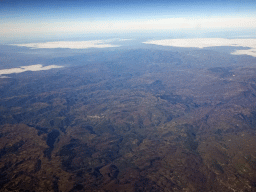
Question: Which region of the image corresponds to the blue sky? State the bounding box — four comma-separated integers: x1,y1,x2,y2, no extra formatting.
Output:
0,0,256,42
1,0,255,20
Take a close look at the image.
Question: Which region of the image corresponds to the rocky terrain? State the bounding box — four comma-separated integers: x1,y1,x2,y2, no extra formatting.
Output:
1,48,256,191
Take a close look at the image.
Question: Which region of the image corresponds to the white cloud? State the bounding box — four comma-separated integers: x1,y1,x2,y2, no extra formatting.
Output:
232,49,256,57
0,75,10,79
52,17,256,32
1,17,255,37
12,40,119,49
143,38,256,57
120,17,256,31
0,64,63,77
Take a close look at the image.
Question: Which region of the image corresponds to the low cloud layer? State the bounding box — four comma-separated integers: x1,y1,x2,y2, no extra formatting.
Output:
143,38,256,57
2,17,256,38
12,40,120,49
0,64,63,77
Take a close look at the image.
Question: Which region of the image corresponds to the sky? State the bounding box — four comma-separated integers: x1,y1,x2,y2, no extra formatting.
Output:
0,0,256,42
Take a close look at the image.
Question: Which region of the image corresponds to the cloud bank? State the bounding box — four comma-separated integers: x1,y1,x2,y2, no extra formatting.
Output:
2,17,256,37
143,38,256,57
12,40,120,49
0,64,63,77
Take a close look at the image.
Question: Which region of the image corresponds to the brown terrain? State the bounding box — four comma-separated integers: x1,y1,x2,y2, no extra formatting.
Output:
1,48,256,191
